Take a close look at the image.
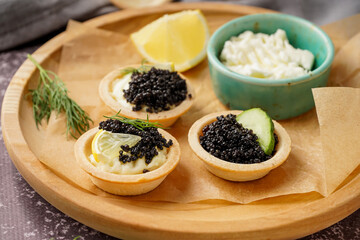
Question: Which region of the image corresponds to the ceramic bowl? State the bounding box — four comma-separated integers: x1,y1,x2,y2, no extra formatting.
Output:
188,111,291,181
207,13,334,120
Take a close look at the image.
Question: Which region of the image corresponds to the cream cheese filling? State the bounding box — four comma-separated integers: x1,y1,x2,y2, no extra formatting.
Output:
111,73,135,111
89,146,167,175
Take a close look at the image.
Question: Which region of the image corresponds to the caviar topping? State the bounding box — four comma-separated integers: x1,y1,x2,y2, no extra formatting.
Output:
99,119,173,164
123,67,189,113
199,114,277,164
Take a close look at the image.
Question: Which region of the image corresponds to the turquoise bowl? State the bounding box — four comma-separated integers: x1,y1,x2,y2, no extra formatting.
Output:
207,13,334,120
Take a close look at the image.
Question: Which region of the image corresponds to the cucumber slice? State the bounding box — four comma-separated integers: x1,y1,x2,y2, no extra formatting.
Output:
236,108,275,155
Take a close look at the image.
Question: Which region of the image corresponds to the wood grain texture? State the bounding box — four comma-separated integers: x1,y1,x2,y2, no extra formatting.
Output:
110,0,171,9
1,2,360,240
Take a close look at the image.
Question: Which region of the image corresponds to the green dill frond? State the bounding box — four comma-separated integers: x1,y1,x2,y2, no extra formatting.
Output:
27,54,93,139
103,110,167,131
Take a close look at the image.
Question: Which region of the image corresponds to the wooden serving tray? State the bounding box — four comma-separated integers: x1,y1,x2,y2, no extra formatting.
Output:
2,3,360,240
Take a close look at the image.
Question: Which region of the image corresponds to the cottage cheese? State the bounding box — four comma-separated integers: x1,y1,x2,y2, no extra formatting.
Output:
220,29,314,79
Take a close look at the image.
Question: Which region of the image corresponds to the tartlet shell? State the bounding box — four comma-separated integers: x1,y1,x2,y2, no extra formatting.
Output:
75,127,180,195
99,65,195,127
188,110,291,181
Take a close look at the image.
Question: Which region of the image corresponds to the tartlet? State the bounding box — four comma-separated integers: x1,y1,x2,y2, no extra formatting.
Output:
99,65,194,127
75,127,180,195
188,111,291,181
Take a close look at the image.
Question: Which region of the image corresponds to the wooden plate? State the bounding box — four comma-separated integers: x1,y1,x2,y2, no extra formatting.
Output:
2,3,360,239
110,0,171,9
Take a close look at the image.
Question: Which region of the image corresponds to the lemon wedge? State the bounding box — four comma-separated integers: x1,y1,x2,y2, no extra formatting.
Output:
91,130,141,162
131,10,210,72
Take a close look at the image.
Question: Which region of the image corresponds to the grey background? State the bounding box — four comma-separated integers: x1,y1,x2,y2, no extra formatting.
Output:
1,0,360,239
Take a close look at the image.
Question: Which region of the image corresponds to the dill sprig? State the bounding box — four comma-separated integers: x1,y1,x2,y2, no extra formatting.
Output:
27,54,93,139
103,110,167,131
121,59,151,75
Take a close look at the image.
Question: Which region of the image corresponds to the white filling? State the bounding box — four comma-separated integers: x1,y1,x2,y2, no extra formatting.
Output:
89,147,167,175
220,29,315,80
111,73,136,111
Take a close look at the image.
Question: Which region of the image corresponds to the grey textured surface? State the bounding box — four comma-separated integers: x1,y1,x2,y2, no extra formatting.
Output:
0,0,111,51
2,0,360,51
183,0,360,25
1,1,360,240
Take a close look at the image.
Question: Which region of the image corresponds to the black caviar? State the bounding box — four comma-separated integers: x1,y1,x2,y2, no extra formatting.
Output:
99,119,173,164
123,67,189,113
199,114,277,164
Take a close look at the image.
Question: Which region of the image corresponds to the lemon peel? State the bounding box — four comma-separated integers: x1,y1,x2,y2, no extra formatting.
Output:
91,130,141,163
131,10,210,72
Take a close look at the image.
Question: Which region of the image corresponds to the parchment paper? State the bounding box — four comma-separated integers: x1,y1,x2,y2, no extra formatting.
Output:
29,13,360,204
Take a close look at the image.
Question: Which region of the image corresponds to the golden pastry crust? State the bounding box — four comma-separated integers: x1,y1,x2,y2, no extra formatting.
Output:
75,127,180,195
99,65,194,127
188,110,291,181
